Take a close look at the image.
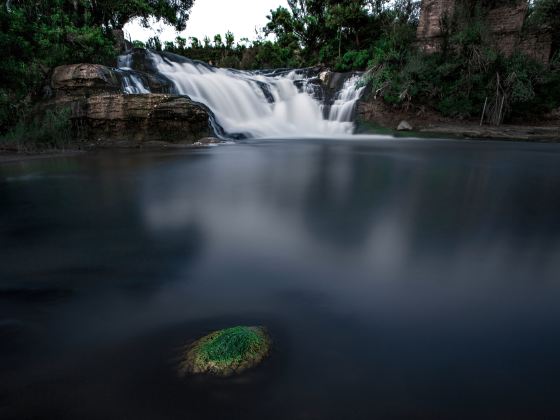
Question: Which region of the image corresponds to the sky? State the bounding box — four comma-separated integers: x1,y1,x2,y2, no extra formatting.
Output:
125,0,289,44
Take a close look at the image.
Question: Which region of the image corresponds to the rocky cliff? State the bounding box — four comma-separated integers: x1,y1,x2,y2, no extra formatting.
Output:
41,63,213,147
416,0,552,64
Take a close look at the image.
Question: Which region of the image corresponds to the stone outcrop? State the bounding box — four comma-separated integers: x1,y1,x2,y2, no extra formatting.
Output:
67,94,211,145
43,64,212,146
51,64,121,96
416,0,456,54
416,0,552,64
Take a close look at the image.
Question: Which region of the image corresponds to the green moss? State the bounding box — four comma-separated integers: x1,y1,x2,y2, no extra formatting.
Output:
180,326,271,377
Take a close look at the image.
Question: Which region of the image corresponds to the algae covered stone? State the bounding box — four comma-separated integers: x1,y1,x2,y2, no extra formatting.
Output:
180,326,271,377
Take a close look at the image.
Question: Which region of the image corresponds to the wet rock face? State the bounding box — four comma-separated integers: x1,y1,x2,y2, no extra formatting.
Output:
45,64,212,145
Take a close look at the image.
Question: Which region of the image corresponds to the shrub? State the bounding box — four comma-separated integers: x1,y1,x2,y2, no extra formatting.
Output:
0,108,72,151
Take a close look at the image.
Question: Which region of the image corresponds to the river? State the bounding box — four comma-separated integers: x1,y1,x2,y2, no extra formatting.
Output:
2,137,560,419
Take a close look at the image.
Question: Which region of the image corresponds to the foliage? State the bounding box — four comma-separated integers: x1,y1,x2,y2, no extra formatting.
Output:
336,50,370,71
194,326,267,367
264,0,419,67
0,1,116,133
159,33,305,69
6,0,196,30
0,0,195,138
364,0,559,120
0,107,72,151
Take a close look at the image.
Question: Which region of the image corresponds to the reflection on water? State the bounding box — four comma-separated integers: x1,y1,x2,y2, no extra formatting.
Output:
1,139,560,419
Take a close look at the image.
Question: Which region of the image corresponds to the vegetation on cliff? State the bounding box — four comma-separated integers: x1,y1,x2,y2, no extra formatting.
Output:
364,1,560,121
0,0,195,139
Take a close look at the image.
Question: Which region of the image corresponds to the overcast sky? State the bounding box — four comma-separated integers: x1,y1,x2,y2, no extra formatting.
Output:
125,0,288,44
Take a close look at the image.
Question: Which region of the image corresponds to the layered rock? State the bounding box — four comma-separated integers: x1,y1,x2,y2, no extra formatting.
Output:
416,0,456,54
51,64,121,96
43,63,212,146
67,94,211,145
416,0,552,64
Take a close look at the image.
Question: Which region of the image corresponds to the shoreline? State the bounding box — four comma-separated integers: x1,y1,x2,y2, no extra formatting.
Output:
418,124,560,142
2,124,559,165
0,149,87,164
0,138,223,165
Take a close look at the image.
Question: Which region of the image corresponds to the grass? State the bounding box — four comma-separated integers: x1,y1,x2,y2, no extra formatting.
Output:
182,326,271,376
197,326,266,366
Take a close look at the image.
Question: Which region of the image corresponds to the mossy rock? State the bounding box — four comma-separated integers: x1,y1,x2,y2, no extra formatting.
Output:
179,326,271,377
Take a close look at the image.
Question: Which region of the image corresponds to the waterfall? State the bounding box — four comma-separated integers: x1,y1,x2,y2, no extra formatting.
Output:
117,51,365,139
120,71,150,94
328,75,366,123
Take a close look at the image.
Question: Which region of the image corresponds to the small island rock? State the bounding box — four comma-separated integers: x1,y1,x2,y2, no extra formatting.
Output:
179,326,271,377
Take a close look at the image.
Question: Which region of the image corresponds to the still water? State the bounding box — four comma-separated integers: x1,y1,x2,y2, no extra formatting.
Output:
1,137,560,419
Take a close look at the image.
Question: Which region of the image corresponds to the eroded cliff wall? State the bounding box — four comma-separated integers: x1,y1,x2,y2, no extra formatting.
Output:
416,0,552,63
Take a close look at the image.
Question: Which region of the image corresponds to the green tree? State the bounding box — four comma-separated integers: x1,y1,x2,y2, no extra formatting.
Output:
225,31,235,49
213,34,223,48
190,36,200,48
88,0,196,30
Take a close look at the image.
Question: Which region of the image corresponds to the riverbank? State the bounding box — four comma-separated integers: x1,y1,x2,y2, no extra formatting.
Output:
357,99,560,142
0,149,86,164
2,126,559,165
418,124,560,142
0,137,223,164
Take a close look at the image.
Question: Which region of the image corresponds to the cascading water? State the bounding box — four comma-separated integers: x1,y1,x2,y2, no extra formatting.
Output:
117,50,365,138
328,75,366,123
120,71,150,94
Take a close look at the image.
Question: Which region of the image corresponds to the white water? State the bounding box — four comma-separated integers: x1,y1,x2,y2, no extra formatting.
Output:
118,51,365,138
121,72,150,94
328,75,366,123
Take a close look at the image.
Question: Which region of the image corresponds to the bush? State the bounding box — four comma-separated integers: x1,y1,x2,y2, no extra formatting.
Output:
0,108,72,151
0,2,116,134
365,7,558,122
336,50,370,71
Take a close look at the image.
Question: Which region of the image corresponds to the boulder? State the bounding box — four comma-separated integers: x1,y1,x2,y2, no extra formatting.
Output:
397,120,413,131
51,64,121,96
179,326,271,377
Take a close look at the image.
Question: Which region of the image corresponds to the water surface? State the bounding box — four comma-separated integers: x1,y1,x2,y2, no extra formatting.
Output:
1,137,560,419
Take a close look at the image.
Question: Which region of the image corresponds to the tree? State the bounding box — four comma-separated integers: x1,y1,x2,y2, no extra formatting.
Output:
175,36,187,50
5,0,196,30
146,35,162,51
213,34,223,48
225,31,235,49
190,36,200,48
89,0,196,30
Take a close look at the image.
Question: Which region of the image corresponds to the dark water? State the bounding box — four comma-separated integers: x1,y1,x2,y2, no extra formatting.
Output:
2,137,560,419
